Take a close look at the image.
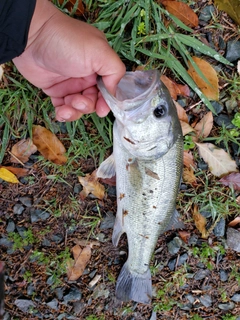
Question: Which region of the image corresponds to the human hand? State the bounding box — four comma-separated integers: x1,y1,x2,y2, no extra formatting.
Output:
13,0,125,121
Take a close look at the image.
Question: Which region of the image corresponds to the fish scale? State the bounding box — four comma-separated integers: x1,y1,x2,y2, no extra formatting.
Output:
97,70,184,304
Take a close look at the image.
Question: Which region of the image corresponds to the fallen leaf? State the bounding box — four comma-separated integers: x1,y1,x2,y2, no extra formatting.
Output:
0,64,4,81
67,245,91,281
161,75,190,100
32,125,67,165
78,170,105,200
183,167,197,186
193,205,208,238
53,0,84,15
0,168,19,183
228,216,240,227
183,150,195,168
180,120,195,136
178,230,191,243
11,138,37,163
214,0,240,25
162,1,198,27
193,112,213,139
0,166,28,178
219,172,240,191
188,57,219,100
196,142,238,177
174,101,189,123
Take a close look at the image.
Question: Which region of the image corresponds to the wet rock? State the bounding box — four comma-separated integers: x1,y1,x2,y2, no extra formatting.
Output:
199,294,212,307
92,284,110,300
0,237,12,248
226,99,238,114
219,269,228,282
16,226,27,238
168,253,188,271
225,40,240,62
47,298,59,310
214,114,234,129
211,101,224,114
167,237,182,255
179,303,192,311
149,311,157,320
42,238,51,247
63,287,82,303
30,209,50,223
231,293,240,302
89,269,97,279
185,294,194,304
73,301,85,314
227,228,240,252
95,233,105,242
197,160,208,171
201,211,212,218
73,183,82,194
199,5,215,22
194,269,210,280
218,302,235,311
19,196,33,207
14,299,36,313
6,221,15,233
100,211,115,230
55,287,64,300
27,283,35,296
188,234,198,246
13,204,24,215
213,218,225,237
51,234,64,243
2,312,11,320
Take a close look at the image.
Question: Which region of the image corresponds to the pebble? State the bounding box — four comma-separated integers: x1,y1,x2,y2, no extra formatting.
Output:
199,5,215,22
211,101,224,115
92,283,110,299
194,269,210,280
14,299,36,313
149,311,157,320
214,114,235,129
225,99,238,114
47,299,59,310
225,40,240,62
63,287,82,303
218,302,235,311
185,294,195,304
219,269,228,282
227,228,240,252
6,221,15,233
73,183,82,194
51,234,64,243
100,211,115,230
27,283,35,296
13,204,25,215
179,303,192,311
167,237,182,255
188,234,198,246
30,209,50,223
0,237,12,248
213,218,225,237
19,196,33,207
55,287,64,300
168,253,188,271
16,226,27,238
73,301,85,315
197,160,208,171
199,294,212,307
231,293,240,302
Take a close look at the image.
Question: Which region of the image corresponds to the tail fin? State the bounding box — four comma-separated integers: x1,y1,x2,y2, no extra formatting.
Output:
115,262,152,304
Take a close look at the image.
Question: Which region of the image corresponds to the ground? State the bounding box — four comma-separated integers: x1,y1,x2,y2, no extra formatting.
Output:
0,0,240,319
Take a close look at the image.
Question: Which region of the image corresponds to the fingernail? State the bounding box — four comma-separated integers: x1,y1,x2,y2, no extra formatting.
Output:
74,103,87,112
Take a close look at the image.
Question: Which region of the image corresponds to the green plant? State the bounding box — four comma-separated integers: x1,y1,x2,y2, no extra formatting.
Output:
8,228,37,251
222,315,237,320
85,316,105,320
192,242,226,269
191,315,204,320
184,134,195,150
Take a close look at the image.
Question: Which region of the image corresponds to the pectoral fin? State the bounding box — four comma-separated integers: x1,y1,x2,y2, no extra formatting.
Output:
165,209,185,232
96,154,115,179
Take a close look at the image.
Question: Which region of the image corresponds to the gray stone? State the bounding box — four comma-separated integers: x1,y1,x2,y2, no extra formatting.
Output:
0,237,12,248
188,234,198,245
6,221,15,233
47,299,59,310
211,101,224,115
167,237,182,255
19,196,33,207
30,209,50,223
179,303,192,311
27,284,35,296
185,294,195,304
63,287,82,303
199,5,215,22
213,218,225,237
13,204,25,215
73,301,85,315
55,288,64,300
51,234,64,243
73,183,82,194
225,40,240,62
194,269,210,280
227,228,240,252
218,302,235,310
199,294,212,307
16,226,27,238
100,211,115,230
231,293,240,302
214,114,235,129
219,270,228,282
92,284,109,299
14,299,36,313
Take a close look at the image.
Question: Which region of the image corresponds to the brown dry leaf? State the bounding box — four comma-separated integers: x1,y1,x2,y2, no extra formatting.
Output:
180,120,195,136
194,112,213,139
32,125,67,165
78,170,105,200
11,138,37,163
0,64,4,81
178,230,191,243
183,150,195,168
220,172,240,191
162,1,198,27
0,168,19,183
174,101,188,123
0,166,28,178
193,205,208,238
54,0,84,15
99,175,116,186
196,142,238,177
228,216,240,227
183,167,197,186
67,245,92,281
188,57,219,100
160,75,190,100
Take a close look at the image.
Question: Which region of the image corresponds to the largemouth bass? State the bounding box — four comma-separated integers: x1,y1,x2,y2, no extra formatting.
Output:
97,70,184,304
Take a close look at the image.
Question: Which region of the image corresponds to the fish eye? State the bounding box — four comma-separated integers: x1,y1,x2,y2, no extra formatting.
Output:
153,105,165,118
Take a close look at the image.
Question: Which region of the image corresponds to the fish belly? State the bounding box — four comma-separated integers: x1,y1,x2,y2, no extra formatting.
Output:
112,123,183,303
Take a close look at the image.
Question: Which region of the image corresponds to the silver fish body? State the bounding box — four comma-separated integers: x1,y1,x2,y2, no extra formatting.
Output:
97,70,183,304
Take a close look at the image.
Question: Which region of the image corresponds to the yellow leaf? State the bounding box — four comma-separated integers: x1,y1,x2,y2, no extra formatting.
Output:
78,170,105,200
32,125,67,165
0,168,19,183
214,0,240,25
193,205,208,238
188,57,219,100
196,142,238,177
0,166,29,178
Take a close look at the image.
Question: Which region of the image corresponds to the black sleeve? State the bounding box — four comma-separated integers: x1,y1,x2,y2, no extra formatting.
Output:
0,0,36,64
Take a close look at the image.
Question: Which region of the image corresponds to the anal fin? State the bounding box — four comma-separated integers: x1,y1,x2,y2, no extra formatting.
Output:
96,154,115,179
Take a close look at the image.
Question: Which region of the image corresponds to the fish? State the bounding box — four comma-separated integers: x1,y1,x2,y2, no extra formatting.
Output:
96,70,184,304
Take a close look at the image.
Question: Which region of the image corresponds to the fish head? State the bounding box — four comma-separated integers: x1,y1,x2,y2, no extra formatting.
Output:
97,70,182,160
